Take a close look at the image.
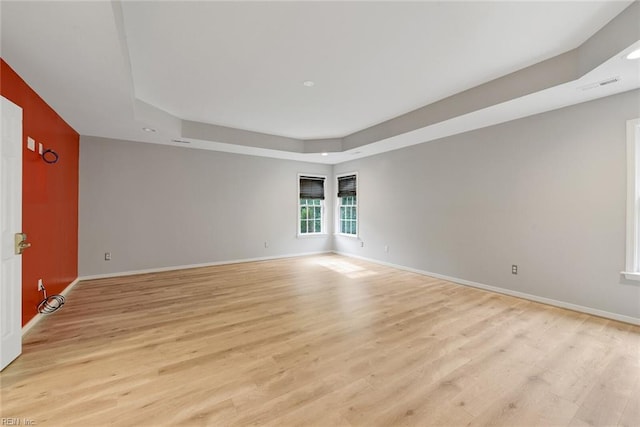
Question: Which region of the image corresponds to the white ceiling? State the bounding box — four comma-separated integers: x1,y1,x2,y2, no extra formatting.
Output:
1,1,639,165
121,0,631,139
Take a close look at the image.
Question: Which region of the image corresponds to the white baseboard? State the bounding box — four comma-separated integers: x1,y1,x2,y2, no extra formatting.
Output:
334,251,640,326
78,251,332,281
22,277,81,335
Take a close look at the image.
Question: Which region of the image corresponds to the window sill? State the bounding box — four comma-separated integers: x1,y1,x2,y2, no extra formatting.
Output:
621,271,640,281
297,233,329,239
335,233,359,240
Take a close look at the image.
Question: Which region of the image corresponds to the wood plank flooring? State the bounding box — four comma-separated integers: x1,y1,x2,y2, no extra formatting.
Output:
1,254,638,426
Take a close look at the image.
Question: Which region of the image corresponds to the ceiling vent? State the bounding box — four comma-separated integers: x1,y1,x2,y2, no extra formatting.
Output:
579,76,621,91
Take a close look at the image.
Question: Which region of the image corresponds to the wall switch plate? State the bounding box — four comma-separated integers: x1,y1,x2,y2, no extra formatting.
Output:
105,252,111,261
264,241,268,248
27,137,35,151
512,265,518,275
38,143,43,155
37,279,44,291
360,241,364,247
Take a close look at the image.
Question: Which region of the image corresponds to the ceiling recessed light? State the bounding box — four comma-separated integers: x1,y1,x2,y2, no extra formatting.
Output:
321,152,328,156
142,127,156,132
303,81,315,87
626,48,640,60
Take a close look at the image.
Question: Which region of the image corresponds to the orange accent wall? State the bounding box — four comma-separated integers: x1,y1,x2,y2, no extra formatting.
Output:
1,59,79,326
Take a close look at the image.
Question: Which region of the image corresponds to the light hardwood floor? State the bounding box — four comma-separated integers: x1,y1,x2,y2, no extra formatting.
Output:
1,254,638,426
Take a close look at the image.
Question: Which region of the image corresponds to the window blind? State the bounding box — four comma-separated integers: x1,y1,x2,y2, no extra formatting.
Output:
299,176,325,200
337,175,357,198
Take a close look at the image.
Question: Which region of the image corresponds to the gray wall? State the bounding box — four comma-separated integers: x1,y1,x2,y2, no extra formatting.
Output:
79,90,640,320
79,137,333,276
335,89,640,319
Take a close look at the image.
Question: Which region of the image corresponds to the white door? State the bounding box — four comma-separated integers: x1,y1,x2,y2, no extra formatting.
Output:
0,96,23,371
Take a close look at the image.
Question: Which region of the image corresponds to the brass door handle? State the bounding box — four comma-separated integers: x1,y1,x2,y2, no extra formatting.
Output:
15,233,31,255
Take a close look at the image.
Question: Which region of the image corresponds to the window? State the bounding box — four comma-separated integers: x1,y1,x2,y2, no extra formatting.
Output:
624,118,640,280
337,173,357,236
299,175,325,235
339,195,357,235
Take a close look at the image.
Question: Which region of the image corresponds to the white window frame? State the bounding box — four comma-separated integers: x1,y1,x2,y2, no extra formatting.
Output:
297,173,327,237
623,118,640,281
336,172,358,238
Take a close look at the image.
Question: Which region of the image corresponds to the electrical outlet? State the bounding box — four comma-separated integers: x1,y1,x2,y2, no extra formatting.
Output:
264,241,268,248
105,252,111,261
37,279,44,291
512,264,518,275
384,245,389,253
